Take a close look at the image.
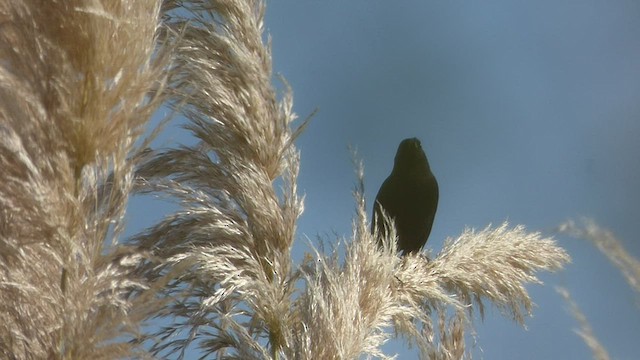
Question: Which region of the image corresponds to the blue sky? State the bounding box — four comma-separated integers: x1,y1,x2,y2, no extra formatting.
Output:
128,1,640,358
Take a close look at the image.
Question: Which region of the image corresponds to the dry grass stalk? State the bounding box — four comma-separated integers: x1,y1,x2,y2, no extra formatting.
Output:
131,0,303,358
556,219,639,360
556,287,611,360
0,0,168,358
559,219,640,298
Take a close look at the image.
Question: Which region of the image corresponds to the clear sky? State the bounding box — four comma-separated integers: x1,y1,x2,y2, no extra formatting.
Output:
128,1,640,358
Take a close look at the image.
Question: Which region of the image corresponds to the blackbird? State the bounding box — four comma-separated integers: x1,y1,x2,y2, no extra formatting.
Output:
371,138,439,255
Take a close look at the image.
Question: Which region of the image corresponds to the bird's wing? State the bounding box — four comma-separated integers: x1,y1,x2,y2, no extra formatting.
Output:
372,175,401,229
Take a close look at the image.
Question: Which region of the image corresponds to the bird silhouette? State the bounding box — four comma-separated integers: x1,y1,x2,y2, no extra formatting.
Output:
371,138,439,255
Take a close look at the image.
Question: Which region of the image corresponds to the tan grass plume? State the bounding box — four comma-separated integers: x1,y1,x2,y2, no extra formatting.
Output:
0,0,169,358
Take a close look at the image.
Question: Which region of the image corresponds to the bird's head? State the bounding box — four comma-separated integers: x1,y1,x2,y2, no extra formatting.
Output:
393,137,430,173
